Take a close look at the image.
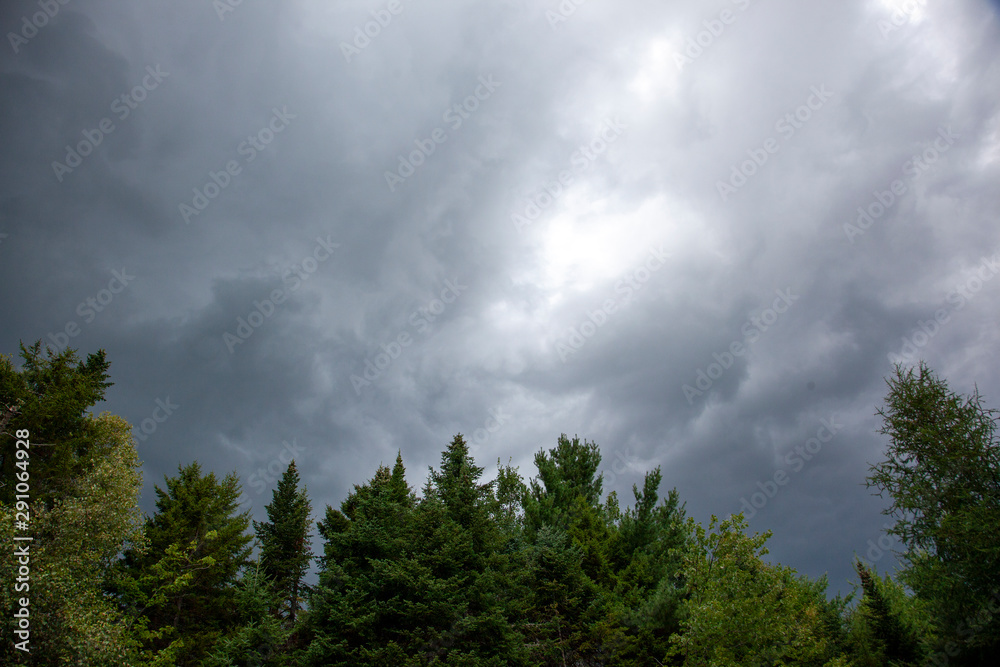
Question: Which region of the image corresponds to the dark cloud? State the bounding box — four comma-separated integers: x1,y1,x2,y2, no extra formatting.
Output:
2,0,999,595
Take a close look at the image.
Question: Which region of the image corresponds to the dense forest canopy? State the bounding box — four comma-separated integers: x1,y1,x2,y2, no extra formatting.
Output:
2,342,999,665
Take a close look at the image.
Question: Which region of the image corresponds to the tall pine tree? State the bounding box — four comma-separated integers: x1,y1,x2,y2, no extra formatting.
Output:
114,462,252,666
254,459,313,623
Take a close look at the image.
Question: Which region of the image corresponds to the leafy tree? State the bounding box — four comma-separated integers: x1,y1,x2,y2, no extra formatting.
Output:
0,341,113,506
254,459,312,623
668,514,848,666
867,362,1000,659
114,462,253,666
0,412,144,666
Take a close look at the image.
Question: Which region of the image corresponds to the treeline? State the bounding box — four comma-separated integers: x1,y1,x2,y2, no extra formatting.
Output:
2,341,999,665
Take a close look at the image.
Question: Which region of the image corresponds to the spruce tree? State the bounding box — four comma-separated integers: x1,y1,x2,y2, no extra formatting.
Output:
115,462,252,665
303,457,420,665
254,459,313,623
0,341,113,506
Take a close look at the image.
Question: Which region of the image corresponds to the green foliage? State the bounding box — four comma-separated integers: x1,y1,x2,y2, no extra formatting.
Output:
607,473,690,665
845,560,930,666
254,460,312,623
0,341,113,506
114,461,253,665
668,513,846,666
867,362,1000,659
202,554,294,667
0,412,143,666
13,339,1000,667
523,433,604,536
522,524,606,665
302,443,529,666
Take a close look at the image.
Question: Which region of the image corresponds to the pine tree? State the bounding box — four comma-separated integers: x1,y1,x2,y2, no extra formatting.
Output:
303,443,529,665
0,341,113,506
428,434,496,557
523,524,603,665
201,554,293,667
302,457,420,665
115,462,253,666
523,434,604,536
604,470,690,665
849,560,925,665
254,459,313,623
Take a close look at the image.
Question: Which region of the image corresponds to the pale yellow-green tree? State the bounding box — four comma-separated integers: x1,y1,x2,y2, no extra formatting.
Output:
1,412,145,665
667,513,851,666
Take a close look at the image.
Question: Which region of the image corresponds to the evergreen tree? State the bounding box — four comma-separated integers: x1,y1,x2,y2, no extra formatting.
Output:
607,471,690,665
845,560,928,666
302,458,421,665
254,459,312,623
303,443,528,665
428,434,498,558
201,553,293,667
115,462,253,665
523,434,604,536
522,524,605,665
0,341,113,506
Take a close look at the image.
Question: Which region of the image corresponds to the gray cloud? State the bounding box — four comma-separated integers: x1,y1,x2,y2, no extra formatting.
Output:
2,0,999,595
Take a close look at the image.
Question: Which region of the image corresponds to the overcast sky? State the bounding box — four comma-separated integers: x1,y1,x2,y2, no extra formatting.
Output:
2,0,999,597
